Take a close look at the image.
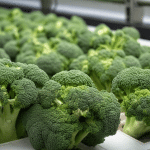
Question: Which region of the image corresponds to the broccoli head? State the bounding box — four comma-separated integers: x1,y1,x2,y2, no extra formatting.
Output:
121,88,150,139
91,34,111,50
70,49,141,92
0,32,14,48
112,67,150,138
56,41,84,61
0,58,49,144
94,23,112,36
69,55,89,75
88,50,141,92
122,26,140,40
77,30,94,53
0,48,10,59
4,40,19,61
139,53,150,69
22,70,120,150
36,52,69,77
112,67,150,99
123,39,141,58
140,46,150,54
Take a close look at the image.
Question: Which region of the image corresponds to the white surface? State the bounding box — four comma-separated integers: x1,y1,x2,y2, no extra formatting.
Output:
0,138,34,150
1,131,150,150
99,131,146,150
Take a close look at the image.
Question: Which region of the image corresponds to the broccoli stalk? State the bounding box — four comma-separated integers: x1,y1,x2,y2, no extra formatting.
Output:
123,117,150,139
68,129,89,149
68,109,90,149
89,71,105,91
0,102,20,143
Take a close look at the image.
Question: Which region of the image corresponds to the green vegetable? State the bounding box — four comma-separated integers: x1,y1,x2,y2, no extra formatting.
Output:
112,67,150,138
0,58,49,144
122,26,140,40
70,49,141,92
0,48,10,59
22,70,120,150
4,40,19,61
139,53,150,69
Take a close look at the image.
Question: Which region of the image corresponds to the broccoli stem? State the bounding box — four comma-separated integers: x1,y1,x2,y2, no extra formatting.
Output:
104,82,112,92
68,130,80,149
112,38,125,50
123,116,150,139
90,72,104,91
54,99,63,106
0,102,20,143
68,130,89,149
74,130,89,146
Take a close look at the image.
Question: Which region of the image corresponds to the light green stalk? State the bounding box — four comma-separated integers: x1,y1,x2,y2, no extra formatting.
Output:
123,116,150,139
0,102,20,143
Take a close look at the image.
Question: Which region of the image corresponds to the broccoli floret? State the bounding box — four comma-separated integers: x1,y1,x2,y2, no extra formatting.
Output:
139,53,150,69
70,16,86,27
109,30,141,57
18,35,33,47
0,48,10,59
36,52,69,77
89,56,125,92
123,55,141,68
51,70,95,87
16,51,36,64
91,34,111,50
0,58,49,144
8,8,23,21
122,26,140,40
22,64,49,88
123,39,141,58
0,78,38,144
69,55,89,75
121,88,150,139
94,29,141,58
16,41,71,77
77,30,94,53
44,23,63,39
0,20,10,31
28,10,44,23
94,23,112,36
112,67,150,100
88,50,141,92
112,67,150,138
56,41,84,61
4,40,19,61
22,70,120,150
70,49,140,92
43,13,58,25
0,33,14,48
140,46,150,54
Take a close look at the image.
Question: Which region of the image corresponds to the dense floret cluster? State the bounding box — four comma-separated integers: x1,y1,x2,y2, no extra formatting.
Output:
22,70,120,150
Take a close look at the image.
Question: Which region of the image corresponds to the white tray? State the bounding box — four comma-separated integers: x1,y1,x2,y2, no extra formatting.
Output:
0,130,149,150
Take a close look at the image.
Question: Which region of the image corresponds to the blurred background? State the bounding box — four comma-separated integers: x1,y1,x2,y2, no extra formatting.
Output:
0,0,150,39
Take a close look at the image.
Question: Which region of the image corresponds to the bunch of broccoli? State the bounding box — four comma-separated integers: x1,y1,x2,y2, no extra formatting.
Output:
0,8,93,77
1,6,150,148
70,49,141,93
